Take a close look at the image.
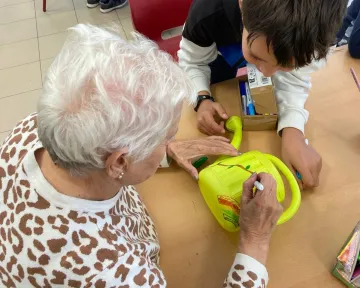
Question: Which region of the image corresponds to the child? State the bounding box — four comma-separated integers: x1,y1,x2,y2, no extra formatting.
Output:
337,0,360,58
178,0,347,189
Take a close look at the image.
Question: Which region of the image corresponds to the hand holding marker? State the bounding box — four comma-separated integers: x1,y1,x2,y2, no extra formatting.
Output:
295,139,309,181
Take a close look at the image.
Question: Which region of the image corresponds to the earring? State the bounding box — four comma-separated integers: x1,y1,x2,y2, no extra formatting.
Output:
118,172,124,180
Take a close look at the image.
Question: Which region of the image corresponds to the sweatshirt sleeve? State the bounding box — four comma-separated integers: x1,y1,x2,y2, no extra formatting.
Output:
178,37,218,94
223,253,269,288
272,58,327,134
178,13,220,95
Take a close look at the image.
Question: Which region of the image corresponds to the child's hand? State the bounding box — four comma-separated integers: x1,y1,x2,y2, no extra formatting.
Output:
281,128,322,189
197,100,228,135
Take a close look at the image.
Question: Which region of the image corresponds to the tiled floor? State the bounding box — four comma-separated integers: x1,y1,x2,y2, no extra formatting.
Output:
0,0,182,144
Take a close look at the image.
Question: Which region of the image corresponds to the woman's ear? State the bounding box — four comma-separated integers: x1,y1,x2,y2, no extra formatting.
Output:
105,148,129,179
239,0,242,10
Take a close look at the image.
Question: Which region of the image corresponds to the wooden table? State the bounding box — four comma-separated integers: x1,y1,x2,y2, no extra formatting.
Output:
138,47,360,288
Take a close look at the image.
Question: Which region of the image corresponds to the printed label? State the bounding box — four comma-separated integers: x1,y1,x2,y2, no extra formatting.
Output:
261,76,270,85
247,63,272,89
223,210,239,228
217,195,240,214
218,195,240,227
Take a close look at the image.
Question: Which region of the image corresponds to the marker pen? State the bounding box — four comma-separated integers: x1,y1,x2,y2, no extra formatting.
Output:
241,95,247,115
245,82,255,115
239,82,248,115
192,156,208,169
350,67,360,92
254,181,264,191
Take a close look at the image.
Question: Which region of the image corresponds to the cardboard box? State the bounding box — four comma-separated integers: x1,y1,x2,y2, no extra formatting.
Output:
211,64,278,131
240,64,277,131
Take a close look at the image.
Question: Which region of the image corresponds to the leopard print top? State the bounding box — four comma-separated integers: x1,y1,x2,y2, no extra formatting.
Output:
0,114,269,288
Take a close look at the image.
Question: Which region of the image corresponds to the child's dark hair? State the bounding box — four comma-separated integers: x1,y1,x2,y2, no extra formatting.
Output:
242,0,347,68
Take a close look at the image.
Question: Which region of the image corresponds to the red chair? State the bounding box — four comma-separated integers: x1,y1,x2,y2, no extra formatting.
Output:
128,0,192,61
43,0,46,12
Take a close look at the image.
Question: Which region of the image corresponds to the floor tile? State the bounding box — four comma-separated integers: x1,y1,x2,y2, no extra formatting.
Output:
115,23,127,40
120,16,134,31
0,38,39,69
73,0,87,9
0,131,10,144
0,0,32,8
115,4,130,20
35,0,74,16
124,30,134,40
76,7,118,25
120,17,134,40
0,19,37,46
0,62,42,99
37,10,78,37
0,89,42,132
0,2,35,25
40,57,54,81
38,31,68,60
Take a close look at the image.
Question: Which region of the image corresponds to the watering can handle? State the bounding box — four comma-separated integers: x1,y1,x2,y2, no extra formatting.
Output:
265,154,302,225
214,116,243,164
226,116,242,150
214,116,301,224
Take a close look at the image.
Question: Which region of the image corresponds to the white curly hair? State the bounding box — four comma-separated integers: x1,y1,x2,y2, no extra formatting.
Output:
37,23,195,175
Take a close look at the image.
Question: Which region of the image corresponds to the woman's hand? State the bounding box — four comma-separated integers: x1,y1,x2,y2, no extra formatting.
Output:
166,136,239,180
238,173,283,265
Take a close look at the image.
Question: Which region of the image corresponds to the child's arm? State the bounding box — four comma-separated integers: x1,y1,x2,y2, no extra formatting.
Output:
272,58,327,135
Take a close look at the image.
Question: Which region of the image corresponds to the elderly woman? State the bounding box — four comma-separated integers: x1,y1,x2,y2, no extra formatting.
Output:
0,24,282,287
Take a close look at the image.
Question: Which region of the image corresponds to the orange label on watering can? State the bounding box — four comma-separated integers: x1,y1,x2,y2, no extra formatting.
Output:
218,195,240,214
218,195,240,227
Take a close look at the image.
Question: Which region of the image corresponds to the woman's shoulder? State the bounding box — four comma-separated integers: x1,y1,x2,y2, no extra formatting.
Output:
118,186,153,219
0,113,39,164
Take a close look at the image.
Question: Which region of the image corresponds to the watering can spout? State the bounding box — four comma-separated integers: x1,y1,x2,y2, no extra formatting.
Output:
214,116,243,164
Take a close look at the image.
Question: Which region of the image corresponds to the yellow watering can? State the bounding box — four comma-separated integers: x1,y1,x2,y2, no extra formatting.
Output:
198,116,301,232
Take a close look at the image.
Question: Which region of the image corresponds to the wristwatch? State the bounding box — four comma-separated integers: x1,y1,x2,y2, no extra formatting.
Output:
194,95,215,112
